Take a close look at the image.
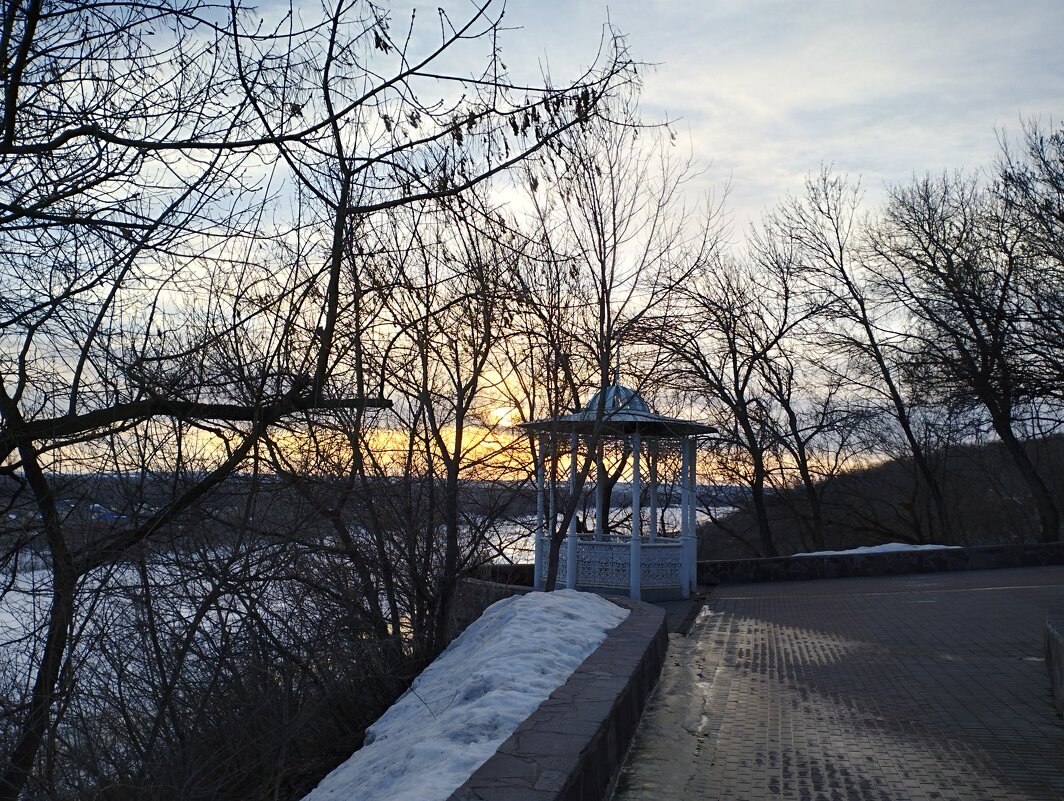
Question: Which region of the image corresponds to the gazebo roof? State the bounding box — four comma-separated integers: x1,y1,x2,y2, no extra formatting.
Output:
520,381,716,438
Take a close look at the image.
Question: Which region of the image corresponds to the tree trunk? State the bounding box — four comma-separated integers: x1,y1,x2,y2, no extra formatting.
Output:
738,412,777,558
749,472,777,558
990,415,1060,543
433,459,462,652
862,336,954,544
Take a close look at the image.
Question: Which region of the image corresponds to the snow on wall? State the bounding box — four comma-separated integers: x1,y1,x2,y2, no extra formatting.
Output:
301,589,629,801
793,542,962,557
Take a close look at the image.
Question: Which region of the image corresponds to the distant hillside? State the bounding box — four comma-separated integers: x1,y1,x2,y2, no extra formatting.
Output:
698,435,1064,560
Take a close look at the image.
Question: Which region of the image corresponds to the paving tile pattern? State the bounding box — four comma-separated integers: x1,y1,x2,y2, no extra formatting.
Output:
612,567,1064,801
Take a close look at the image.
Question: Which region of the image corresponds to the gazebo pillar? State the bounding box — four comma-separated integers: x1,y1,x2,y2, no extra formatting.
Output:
594,450,605,541
549,442,558,585
565,431,579,590
534,434,546,589
680,438,692,598
648,441,659,542
683,438,698,594
630,431,642,600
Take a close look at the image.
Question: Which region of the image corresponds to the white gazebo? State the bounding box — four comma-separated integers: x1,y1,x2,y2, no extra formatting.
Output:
521,380,715,600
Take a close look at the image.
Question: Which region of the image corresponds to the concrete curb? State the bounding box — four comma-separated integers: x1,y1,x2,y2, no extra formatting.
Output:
1047,599,1064,719
447,597,668,801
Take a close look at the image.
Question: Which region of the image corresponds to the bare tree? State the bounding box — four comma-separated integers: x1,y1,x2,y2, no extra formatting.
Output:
0,1,634,796
998,120,1064,404
659,247,821,558
868,173,1059,543
364,195,526,647
756,352,874,552
759,170,957,543
504,103,718,585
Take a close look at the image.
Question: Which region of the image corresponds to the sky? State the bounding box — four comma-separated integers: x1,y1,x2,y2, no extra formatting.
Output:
494,0,1064,227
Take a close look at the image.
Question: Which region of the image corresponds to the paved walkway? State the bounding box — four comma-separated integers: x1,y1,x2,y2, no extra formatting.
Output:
612,567,1064,801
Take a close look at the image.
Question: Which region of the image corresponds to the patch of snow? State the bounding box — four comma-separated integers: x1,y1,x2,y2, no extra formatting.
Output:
301,589,628,801
793,542,962,557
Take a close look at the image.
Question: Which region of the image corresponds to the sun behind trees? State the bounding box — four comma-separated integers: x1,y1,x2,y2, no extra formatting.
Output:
0,1,635,798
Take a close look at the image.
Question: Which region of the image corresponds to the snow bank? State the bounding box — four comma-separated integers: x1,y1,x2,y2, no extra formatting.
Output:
793,542,962,557
301,590,629,801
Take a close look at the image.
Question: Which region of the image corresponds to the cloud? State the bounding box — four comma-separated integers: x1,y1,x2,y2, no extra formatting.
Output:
495,0,1063,224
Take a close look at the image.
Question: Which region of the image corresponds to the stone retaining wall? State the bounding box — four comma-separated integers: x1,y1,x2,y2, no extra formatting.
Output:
477,562,535,587
1048,600,1064,719
447,597,668,801
449,577,532,644
482,542,1064,590
699,542,1064,585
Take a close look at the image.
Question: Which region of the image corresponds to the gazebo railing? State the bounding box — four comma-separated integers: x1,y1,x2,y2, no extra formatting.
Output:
558,540,683,591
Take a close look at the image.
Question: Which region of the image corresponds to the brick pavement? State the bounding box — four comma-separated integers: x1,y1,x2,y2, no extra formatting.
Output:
611,567,1064,801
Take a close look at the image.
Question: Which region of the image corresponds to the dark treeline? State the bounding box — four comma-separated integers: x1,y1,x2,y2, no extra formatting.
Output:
2,1,1063,799
704,435,1064,560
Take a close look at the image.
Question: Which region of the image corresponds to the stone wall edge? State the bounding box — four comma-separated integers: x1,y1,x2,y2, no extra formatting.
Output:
447,596,668,801
1047,600,1064,719
699,542,1064,585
